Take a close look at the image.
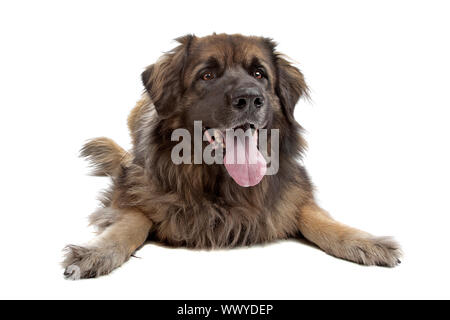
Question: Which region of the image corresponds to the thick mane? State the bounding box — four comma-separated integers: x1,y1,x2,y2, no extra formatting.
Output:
115,96,312,248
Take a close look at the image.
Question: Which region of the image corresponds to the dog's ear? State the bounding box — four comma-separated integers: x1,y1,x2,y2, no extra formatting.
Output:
264,39,309,124
275,55,309,124
141,34,195,118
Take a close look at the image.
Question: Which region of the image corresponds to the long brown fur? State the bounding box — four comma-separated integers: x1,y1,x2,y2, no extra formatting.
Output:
63,34,401,280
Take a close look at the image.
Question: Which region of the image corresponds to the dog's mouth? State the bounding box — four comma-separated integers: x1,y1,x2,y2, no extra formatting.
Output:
203,123,258,147
202,123,267,187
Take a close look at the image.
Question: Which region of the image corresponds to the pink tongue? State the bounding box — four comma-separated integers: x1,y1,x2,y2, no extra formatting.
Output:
224,132,267,187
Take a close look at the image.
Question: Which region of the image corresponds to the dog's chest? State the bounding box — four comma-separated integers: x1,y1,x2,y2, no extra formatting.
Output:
150,198,298,249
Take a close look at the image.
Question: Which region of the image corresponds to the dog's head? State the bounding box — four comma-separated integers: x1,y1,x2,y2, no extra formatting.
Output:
141,34,308,187
142,33,308,129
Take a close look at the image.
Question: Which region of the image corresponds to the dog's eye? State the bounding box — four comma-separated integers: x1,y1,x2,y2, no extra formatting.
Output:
201,71,215,81
253,69,264,79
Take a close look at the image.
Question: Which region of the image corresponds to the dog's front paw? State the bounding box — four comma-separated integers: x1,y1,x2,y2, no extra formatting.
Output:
63,264,82,280
329,235,402,267
62,244,126,280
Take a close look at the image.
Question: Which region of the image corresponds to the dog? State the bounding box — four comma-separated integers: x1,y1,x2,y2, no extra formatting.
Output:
63,33,401,280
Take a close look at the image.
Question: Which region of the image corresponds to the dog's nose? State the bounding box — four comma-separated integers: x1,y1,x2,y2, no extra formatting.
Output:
231,87,264,110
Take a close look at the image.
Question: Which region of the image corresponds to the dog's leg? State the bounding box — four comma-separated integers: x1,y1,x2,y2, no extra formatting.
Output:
298,201,402,267
63,208,152,280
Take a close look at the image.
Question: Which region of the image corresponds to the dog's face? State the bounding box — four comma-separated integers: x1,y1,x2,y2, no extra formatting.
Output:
140,34,308,187
181,35,276,133
142,34,308,131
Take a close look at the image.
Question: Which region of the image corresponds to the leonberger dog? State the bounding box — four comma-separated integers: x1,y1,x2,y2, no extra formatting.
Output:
63,33,401,279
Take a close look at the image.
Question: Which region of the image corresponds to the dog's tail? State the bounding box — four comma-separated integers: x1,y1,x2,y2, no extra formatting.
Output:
80,137,132,177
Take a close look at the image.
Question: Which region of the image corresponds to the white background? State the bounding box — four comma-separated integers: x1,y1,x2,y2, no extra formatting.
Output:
0,0,449,299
